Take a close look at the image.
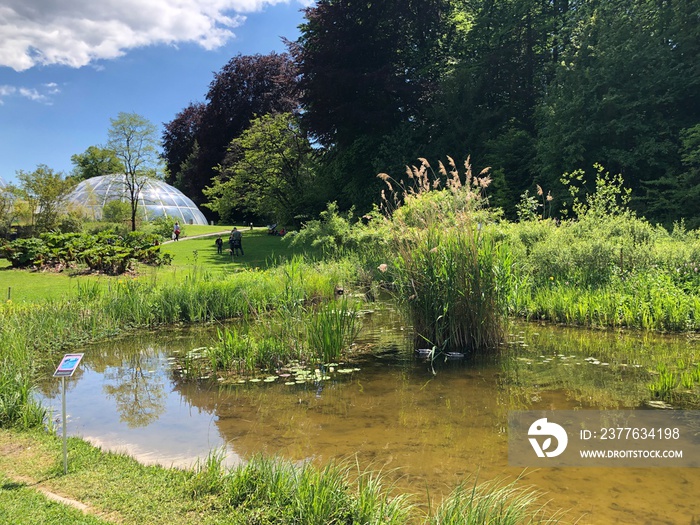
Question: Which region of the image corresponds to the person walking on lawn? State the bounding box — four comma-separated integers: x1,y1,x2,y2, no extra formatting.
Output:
230,227,244,256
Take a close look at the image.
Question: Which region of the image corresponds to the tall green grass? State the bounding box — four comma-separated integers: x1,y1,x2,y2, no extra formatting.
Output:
307,298,361,362
389,224,508,355
427,477,561,525
0,257,358,427
188,453,413,524
188,452,563,525
511,272,700,331
191,298,361,378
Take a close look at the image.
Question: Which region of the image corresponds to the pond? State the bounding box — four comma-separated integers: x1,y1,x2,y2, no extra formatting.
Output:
37,305,700,524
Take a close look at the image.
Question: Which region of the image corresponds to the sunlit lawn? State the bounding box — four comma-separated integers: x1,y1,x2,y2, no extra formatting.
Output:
0,225,307,304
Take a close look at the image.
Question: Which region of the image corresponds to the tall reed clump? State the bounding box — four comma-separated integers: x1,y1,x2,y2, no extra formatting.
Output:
194,299,361,378
207,319,306,375
378,156,510,355
391,225,507,353
307,298,361,363
426,477,562,525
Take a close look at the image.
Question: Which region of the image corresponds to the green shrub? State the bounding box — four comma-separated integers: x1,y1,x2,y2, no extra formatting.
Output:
0,237,47,268
0,231,170,273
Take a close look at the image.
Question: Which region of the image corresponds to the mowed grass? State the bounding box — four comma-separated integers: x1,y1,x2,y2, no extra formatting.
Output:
162,226,303,273
0,474,110,525
0,226,308,304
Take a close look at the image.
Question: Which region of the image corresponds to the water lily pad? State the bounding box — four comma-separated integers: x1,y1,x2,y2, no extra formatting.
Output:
249,378,261,383
285,381,296,385
264,377,277,382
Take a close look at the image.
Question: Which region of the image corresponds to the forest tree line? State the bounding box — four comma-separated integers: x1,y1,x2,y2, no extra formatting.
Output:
161,0,700,227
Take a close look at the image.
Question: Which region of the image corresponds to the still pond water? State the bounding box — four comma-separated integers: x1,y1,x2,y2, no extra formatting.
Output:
38,306,700,524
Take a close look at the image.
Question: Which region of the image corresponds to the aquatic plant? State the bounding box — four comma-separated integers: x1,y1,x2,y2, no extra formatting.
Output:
307,298,361,363
426,477,562,525
501,321,700,409
183,299,361,378
377,156,508,355
389,223,507,354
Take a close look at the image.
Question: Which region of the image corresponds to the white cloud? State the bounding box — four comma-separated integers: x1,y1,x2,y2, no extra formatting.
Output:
0,83,61,104
0,0,302,72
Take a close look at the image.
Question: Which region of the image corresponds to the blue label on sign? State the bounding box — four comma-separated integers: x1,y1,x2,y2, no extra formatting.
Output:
53,353,84,377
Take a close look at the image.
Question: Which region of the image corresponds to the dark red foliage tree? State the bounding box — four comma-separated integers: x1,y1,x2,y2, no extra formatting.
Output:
161,102,205,186
161,53,299,208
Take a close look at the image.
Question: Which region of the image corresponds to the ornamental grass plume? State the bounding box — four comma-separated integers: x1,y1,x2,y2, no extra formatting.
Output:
378,155,491,219
377,155,509,356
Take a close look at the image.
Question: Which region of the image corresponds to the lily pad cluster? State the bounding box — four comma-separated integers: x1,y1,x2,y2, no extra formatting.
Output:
174,350,361,387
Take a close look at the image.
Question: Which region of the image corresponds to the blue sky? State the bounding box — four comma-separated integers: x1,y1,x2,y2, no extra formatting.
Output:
0,0,310,186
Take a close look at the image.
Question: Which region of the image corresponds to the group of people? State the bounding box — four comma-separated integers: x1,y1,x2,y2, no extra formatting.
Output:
173,221,245,258
215,227,244,257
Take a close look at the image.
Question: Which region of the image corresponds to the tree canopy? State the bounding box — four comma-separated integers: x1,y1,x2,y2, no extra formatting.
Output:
70,146,123,182
161,53,299,211
15,164,75,233
160,0,700,226
107,112,161,231
204,113,320,225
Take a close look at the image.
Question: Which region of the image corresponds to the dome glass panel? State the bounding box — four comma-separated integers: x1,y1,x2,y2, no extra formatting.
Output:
66,174,208,225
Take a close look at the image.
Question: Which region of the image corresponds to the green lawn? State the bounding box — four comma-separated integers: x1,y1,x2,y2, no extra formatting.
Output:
162,226,299,272
0,226,307,304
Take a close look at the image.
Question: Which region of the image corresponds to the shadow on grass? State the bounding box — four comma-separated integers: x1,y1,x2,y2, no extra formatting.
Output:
165,229,314,271
1,481,27,491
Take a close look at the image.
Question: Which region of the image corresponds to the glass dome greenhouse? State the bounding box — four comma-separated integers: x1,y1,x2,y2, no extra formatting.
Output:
67,174,208,225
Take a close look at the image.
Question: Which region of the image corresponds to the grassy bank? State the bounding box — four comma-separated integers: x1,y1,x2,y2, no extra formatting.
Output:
0,429,562,525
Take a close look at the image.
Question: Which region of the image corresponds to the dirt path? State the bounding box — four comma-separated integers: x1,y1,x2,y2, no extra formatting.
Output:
0,434,116,523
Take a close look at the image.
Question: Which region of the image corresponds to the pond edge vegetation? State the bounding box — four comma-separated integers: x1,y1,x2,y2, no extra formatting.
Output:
6,154,700,521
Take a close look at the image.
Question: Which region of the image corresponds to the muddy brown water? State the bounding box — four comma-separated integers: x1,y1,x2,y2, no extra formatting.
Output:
37,308,700,524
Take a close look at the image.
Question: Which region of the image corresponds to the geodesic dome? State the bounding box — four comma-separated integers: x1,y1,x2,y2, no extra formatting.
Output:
66,174,208,225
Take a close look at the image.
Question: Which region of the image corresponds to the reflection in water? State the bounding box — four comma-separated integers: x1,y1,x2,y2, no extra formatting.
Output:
103,351,165,428
36,309,700,524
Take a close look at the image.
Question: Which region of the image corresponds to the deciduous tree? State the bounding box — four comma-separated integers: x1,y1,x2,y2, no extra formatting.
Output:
70,146,122,181
161,102,205,193
204,113,320,225
15,164,75,233
107,112,161,231
163,54,299,209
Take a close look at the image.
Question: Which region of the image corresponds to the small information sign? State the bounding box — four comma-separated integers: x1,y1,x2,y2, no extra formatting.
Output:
53,353,84,378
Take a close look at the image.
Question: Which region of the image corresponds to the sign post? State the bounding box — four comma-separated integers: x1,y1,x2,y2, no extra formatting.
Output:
53,353,84,475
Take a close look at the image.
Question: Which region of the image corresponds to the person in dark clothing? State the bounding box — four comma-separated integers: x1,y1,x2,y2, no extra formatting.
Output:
215,236,223,254
231,227,244,256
